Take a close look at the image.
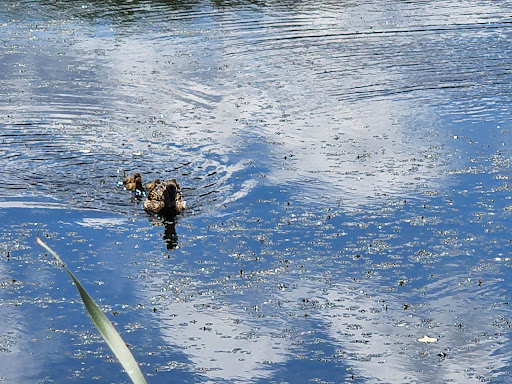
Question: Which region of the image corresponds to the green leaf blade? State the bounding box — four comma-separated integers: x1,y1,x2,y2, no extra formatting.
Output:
37,235,148,384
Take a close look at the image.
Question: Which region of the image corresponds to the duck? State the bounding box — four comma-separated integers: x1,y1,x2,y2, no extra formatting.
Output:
123,172,144,194
143,178,185,217
123,172,141,186
126,178,144,193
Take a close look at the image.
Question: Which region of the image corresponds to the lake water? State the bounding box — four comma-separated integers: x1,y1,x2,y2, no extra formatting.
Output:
1,0,512,382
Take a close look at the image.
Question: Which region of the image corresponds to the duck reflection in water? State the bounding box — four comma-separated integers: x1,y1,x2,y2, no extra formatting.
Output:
147,215,179,250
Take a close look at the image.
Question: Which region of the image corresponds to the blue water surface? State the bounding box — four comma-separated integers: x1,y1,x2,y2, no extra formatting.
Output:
1,1,512,383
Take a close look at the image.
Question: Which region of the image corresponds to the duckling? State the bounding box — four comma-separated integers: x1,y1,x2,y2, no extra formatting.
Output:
125,178,144,194
145,178,161,192
124,173,144,193
123,172,141,186
143,178,185,217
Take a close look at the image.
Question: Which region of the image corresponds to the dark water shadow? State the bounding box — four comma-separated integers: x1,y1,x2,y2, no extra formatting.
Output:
147,214,179,251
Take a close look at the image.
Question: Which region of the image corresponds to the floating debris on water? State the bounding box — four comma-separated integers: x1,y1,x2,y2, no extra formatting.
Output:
418,336,438,343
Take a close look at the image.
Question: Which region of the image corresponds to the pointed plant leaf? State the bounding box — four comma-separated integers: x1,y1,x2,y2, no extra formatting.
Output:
36,235,148,384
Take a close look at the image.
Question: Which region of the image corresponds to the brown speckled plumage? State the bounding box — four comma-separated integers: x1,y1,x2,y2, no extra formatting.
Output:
143,178,185,217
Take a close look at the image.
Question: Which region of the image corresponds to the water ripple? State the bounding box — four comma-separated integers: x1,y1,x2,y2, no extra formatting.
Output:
1,2,512,381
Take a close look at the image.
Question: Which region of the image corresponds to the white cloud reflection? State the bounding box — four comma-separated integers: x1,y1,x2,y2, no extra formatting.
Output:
71,0,498,207
0,267,44,381
153,298,290,382
272,277,511,383
4,0,509,208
